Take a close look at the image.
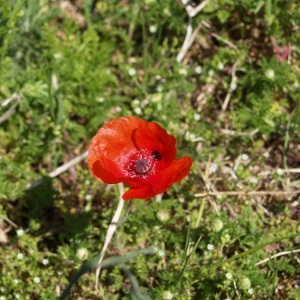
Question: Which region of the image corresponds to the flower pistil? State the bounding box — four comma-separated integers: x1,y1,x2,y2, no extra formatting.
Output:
127,149,162,178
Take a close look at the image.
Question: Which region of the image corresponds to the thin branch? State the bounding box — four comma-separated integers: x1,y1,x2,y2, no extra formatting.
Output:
220,128,259,136
255,248,300,266
259,168,300,176
194,190,300,198
211,33,238,49
27,150,88,189
198,158,220,212
0,93,21,124
251,198,271,217
223,202,238,218
176,16,193,63
181,0,195,17
221,165,238,181
188,22,203,48
177,0,210,63
190,0,211,17
182,0,211,18
233,280,241,299
1,93,21,107
95,183,125,289
280,168,300,173
48,150,88,178
222,61,239,111
0,214,18,228
1,93,18,106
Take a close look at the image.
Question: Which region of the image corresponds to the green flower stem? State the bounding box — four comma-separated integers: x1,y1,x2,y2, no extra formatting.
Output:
59,247,156,300
95,182,125,289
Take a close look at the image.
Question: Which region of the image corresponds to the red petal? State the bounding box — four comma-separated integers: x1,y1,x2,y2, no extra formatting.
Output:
122,185,152,200
132,121,176,166
163,156,193,184
122,156,192,200
88,116,145,161
88,116,145,182
88,157,122,183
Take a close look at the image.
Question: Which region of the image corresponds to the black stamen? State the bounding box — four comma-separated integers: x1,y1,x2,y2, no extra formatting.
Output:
151,151,162,161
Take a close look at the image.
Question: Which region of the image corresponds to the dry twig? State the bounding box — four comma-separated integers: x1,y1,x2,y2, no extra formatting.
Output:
220,128,259,136
27,150,88,189
195,190,300,198
211,32,238,49
0,214,18,228
182,0,211,18
255,248,300,266
223,202,239,218
176,16,193,63
233,280,241,299
177,0,210,63
198,158,220,212
48,150,88,178
222,61,239,111
259,168,300,176
0,93,22,124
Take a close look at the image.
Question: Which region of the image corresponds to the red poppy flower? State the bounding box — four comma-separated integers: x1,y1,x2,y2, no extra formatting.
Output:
88,116,192,200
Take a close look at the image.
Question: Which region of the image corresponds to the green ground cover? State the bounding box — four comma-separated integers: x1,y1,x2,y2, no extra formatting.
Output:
0,0,300,299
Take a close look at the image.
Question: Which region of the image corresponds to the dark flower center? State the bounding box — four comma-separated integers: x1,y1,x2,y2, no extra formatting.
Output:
134,159,151,174
126,150,162,178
